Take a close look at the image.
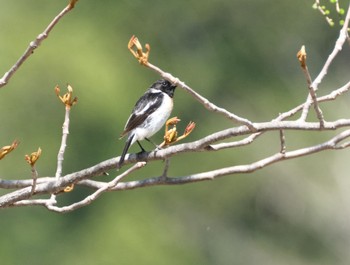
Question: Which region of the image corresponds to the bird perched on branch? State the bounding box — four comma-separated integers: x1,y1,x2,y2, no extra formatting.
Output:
118,79,177,167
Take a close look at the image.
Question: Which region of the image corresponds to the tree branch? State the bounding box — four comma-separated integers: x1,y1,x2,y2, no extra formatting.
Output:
13,162,146,213
76,129,350,191
1,3,350,213
299,5,350,121
0,1,77,88
312,3,350,91
2,118,350,208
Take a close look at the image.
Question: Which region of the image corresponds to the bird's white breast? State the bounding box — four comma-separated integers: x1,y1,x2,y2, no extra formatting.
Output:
131,94,173,143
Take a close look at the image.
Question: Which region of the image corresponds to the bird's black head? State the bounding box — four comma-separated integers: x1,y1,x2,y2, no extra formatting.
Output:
151,79,177,98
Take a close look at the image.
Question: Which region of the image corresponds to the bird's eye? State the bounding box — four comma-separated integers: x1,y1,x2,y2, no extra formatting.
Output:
162,81,168,87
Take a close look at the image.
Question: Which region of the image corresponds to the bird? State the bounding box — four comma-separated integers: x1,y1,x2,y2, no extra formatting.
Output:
118,79,177,167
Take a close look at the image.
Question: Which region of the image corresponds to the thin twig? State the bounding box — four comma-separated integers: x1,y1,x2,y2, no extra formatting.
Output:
206,133,261,151
146,62,257,131
209,80,350,151
0,1,77,88
312,4,350,91
50,105,71,203
24,147,42,196
161,158,171,179
30,166,38,196
276,81,350,122
55,106,71,180
279,130,286,154
297,45,325,126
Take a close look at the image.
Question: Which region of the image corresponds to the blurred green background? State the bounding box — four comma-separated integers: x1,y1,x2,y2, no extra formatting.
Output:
1,1,350,264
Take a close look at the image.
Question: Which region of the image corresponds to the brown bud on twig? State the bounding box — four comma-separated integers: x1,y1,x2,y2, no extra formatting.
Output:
160,117,196,147
0,140,19,160
55,84,78,108
183,121,196,137
128,35,150,65
297,45,307,68
25,147,42,166
68,0,79,9
64,184,75,193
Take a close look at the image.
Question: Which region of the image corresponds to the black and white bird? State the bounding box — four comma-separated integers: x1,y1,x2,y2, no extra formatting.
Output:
118,79,177,166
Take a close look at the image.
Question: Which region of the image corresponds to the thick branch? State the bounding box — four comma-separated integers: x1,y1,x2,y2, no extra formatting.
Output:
13,162,146,213
77,129,350,191
2,119,350,208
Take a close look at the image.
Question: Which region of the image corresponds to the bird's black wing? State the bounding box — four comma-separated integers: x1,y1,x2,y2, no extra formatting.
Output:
120,90,163,137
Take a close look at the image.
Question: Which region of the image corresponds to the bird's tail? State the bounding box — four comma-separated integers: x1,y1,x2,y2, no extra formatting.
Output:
118,134,134,167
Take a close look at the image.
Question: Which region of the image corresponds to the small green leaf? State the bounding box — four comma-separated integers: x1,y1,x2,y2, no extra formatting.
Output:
329,0,337,3
339,20,344,26
312,3,318,9
339,8,345,15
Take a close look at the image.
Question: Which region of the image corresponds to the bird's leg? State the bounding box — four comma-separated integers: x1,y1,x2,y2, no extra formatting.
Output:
136,140,146,153
145,138,160,150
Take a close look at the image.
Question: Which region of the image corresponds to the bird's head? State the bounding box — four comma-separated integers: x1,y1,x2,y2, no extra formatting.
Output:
151,79,177,98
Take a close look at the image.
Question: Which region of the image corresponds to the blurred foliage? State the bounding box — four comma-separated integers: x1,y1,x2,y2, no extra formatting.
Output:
1,0,350,264
312,0,347,27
